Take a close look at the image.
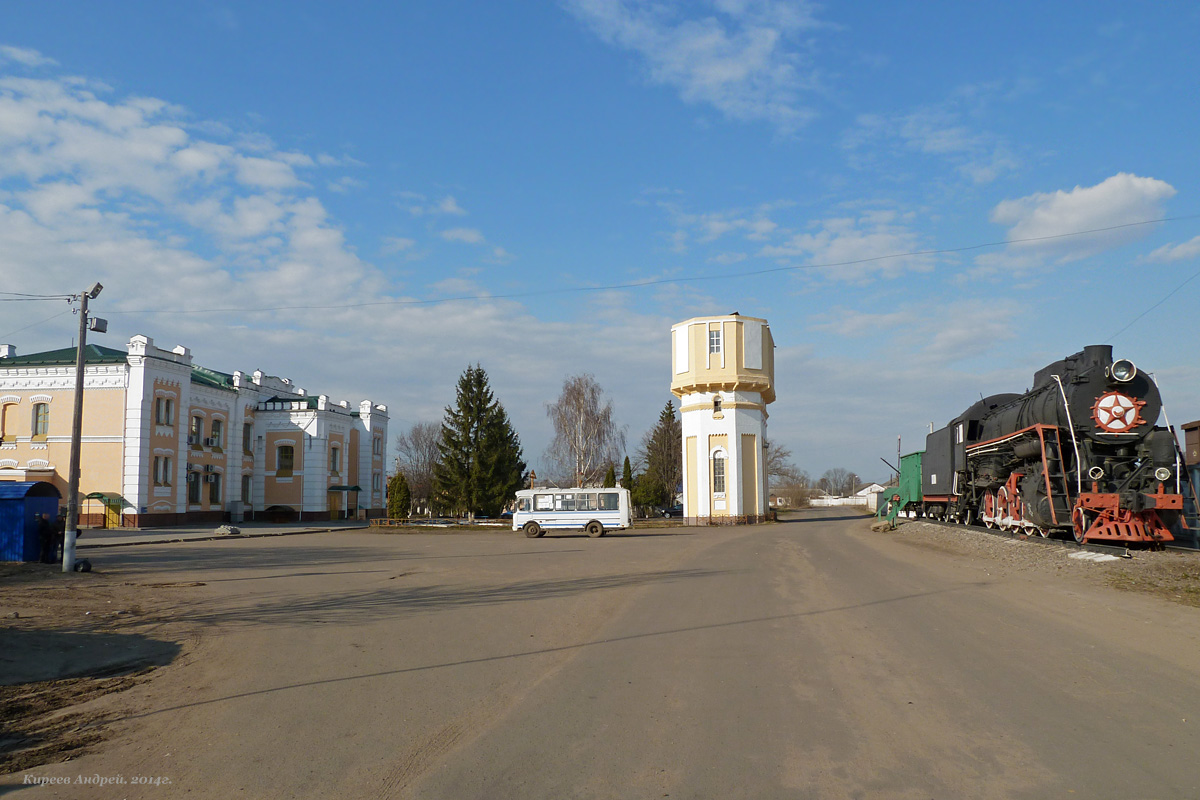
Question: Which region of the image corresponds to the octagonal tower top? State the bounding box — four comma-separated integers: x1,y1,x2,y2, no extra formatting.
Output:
670,314,774,404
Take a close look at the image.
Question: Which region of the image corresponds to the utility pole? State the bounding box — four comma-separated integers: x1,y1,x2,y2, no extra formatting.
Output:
63,282,106,572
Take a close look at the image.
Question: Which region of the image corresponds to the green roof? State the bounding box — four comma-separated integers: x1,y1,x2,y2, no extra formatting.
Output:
191,364,236,391
0,344,127,368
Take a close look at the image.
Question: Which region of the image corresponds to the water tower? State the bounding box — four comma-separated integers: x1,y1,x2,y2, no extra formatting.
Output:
670,314,775,521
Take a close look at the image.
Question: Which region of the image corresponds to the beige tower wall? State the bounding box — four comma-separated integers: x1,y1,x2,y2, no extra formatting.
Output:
741,433,758,515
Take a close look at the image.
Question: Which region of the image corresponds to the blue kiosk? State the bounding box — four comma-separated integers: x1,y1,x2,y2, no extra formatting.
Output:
0,481,62,562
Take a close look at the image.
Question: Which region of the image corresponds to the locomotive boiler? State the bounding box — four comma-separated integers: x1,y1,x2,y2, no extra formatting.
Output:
922,345,1184,544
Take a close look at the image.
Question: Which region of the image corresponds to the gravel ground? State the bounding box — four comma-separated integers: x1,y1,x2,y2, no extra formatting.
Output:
888,518,1200,608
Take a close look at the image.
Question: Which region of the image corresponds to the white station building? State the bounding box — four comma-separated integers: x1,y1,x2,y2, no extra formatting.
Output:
670,314,775,522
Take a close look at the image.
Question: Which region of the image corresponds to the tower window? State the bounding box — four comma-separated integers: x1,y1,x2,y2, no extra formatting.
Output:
712,452,726,494
709,329,722,354
713,397,722,415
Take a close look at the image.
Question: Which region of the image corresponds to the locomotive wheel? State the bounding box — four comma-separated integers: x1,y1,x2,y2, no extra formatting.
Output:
1071,507,1090,544
982,491,997,529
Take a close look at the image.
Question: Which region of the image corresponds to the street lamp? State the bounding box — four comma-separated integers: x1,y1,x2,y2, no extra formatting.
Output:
63,283,106,572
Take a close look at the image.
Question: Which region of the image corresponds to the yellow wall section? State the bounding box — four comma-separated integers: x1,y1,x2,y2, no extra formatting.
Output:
741,434,758,515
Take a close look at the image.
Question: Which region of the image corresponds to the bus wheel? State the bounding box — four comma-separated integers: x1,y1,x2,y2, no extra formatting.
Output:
586,521,604,538
523,521,541,538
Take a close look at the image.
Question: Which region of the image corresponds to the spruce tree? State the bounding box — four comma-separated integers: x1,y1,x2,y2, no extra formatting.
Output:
388,472,411,519
433,365,526,517
620,456,633,490
637,401,682,507
603,464,616,488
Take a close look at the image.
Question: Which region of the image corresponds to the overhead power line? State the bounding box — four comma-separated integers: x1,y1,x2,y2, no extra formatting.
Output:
17,212,1200,318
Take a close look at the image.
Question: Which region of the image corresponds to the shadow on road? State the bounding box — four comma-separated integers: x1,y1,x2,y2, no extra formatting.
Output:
0,629,182,685
117,578,988,724
169,568,730,629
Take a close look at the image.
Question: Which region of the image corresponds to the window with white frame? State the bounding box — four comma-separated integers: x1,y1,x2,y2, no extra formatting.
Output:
277,445,295,477
708,329,722,355
210,419,223,448
155,397,174,426
153,455,172,486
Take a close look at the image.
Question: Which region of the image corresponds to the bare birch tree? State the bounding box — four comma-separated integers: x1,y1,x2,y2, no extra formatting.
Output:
545,374,626,487
394,421,441,515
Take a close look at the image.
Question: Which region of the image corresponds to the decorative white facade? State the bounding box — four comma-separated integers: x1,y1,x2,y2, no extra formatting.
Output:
0,335,388,526
670,315,775,521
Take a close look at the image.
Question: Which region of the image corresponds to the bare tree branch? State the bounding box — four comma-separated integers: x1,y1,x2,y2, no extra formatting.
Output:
545,374,626,487
394,421,440,515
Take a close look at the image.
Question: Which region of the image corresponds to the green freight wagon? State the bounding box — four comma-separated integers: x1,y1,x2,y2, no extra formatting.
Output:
876,451,924,528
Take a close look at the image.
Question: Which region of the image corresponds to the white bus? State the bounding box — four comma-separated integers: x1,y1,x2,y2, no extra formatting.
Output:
512,487,632,538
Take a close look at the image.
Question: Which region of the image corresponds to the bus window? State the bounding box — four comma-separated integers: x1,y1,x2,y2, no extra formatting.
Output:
599,492,619,511
534,494,553,511
517,497,531,512
578,493,596,511
555,493,575,511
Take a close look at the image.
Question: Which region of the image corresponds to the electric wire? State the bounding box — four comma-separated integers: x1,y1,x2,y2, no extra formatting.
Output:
92,212,1199,317
1106,263,1200,343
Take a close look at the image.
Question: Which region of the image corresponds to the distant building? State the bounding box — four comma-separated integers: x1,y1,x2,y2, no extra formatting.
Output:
0,336,387,527
670,314,775,522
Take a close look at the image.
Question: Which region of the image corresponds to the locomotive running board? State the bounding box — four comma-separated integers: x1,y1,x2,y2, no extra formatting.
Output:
966,424,1072,527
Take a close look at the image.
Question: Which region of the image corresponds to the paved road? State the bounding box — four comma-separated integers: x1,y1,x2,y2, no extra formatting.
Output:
7,510,1199,799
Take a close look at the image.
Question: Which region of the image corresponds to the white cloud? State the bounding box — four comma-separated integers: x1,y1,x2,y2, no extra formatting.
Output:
989,172,1175,262
401,192,470,216
440,227,486,244
1145,235,1200,263
564,0,825,133
759,211,934,281
0,45,57,68
381,236,416,254
843,103,1018,185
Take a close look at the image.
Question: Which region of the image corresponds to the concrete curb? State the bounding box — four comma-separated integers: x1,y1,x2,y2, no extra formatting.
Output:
77,525,368,549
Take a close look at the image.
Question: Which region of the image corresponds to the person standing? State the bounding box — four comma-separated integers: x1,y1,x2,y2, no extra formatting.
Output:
36,513,54,564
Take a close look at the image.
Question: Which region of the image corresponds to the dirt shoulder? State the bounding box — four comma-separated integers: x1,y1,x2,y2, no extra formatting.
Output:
887,519,1200,608
0,562,199,774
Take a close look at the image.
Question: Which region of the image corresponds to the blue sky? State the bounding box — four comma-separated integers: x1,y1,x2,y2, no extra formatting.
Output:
2,1,1199,484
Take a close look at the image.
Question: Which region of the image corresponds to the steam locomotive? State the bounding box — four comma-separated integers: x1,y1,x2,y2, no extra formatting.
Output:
919,345,1185,545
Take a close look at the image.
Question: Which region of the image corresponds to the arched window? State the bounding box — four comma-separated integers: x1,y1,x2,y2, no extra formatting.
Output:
712,396,722,415
277,445,295,477
32,403,49,438
330,445,340,475
1,403,15,442
712,450,727,495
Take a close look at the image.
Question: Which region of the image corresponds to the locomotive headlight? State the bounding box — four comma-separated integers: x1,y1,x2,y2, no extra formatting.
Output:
1154,466,1172,482
1110,359,1137,382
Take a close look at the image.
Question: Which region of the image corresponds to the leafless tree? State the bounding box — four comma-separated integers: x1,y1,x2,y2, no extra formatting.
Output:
394,421,441,515
545,374,626,487
764,439,801,485
819,467,854,496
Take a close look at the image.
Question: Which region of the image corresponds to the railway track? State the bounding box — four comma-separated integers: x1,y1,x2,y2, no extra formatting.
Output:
906,514,1199,558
